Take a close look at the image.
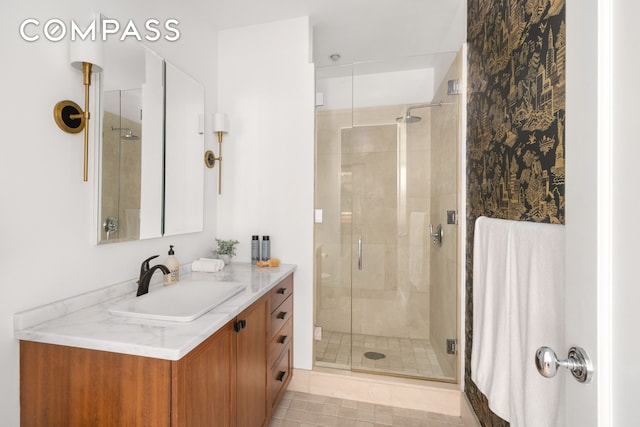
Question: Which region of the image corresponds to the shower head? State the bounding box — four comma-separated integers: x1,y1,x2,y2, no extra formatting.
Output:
396,101,455,124
120,130,140,141
396,112,422,123
111,127,140,141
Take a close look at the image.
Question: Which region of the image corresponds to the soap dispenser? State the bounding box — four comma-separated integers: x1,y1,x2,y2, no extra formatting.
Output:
163,245,179,285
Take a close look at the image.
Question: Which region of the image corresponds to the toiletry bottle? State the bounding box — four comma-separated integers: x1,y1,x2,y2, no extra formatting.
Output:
261,235,270,261
251,235,260,265
163,245,179,285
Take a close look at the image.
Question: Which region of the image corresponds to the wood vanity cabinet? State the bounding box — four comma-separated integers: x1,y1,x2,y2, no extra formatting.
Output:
234,295,268,427
172,295,268,427
20,273,293,427
171,320,236,426
20,340,172,427
267,273,293,413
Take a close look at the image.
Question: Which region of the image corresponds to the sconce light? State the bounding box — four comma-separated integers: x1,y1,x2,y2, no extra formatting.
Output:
204,112,229,194
53,30,103,182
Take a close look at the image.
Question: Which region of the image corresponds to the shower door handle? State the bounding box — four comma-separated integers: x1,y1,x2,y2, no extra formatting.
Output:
357,235,363,270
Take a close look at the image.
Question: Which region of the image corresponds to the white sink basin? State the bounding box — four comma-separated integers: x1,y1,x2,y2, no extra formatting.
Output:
108,281,245,322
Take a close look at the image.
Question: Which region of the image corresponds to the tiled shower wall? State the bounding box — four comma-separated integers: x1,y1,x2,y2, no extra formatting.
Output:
465,1,566,425
315,105,432,341
346,119,431,340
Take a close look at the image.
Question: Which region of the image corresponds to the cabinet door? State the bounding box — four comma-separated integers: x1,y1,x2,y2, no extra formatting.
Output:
20,341,171,427
171,321,235,427
236,297,268,427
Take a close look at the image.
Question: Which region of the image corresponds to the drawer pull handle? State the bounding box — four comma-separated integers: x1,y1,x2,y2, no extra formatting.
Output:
276,287,287,295
278,335,288,344
276,370,287,382
234,319,247,333
277,311,287,320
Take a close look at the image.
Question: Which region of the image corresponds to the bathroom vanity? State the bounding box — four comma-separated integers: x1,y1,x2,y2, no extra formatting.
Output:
15,263,295,427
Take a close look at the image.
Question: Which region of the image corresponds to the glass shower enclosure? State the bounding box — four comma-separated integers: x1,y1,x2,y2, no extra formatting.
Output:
314,50,462,382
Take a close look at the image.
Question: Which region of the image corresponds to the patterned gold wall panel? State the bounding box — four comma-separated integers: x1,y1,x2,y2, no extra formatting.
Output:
465,1,565,425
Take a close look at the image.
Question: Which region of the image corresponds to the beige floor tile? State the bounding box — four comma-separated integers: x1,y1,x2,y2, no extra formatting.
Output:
356,409,375,422
284,408,306,422
272,391,472,427
373,411,393,425
339,406,359,419
323,402,341,416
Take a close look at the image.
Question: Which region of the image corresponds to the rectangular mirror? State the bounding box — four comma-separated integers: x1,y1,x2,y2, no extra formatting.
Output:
98,36,204,244
164,62,204,236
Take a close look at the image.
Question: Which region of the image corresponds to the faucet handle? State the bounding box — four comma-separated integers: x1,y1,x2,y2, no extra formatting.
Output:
140,255,159,278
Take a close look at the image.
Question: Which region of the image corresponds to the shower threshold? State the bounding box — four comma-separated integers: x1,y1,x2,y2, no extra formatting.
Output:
315,330,455,382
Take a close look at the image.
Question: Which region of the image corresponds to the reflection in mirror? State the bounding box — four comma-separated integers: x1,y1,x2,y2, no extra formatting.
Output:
97,35,205,244
98,38,164,244
101,88,143,241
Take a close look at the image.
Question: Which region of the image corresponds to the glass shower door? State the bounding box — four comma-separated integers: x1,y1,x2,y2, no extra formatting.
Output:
347,112,438,379
314,51,461,382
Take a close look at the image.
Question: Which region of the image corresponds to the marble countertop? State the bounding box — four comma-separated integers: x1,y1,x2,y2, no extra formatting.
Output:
14,262,296,360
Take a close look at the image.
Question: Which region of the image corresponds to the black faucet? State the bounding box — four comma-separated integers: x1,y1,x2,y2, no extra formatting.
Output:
136,255,171,296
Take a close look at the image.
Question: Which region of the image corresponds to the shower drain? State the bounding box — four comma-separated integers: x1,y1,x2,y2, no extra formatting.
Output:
364,351,386,360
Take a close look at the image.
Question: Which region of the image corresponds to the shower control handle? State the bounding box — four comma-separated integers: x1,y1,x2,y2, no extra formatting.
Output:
357,236,363,270
103,216,119,241
429,224,443,247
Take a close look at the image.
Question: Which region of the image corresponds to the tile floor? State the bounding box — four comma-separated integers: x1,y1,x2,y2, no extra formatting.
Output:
269,391,467,427
315,331,453,380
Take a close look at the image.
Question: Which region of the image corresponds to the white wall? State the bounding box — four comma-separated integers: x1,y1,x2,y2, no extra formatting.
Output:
217,17,315,369
0,1,217,423
612,1,640,424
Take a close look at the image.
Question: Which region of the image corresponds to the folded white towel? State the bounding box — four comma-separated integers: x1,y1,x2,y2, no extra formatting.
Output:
191,258,225,273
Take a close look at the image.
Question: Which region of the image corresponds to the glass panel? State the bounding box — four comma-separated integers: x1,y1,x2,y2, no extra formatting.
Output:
350,53,460,381
314,64,353,370
314,50,461,383
427,54,461,381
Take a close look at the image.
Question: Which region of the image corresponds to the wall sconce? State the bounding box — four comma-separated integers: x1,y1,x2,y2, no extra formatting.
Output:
204,112,229,194
53,32,103,182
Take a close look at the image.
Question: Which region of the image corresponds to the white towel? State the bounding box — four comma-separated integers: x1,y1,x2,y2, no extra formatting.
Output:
471,216,513,421
508,221,564,427
191,258,225,273
471,216,565,427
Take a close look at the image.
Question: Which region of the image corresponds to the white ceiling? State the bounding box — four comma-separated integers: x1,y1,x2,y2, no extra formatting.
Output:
202,0,467,67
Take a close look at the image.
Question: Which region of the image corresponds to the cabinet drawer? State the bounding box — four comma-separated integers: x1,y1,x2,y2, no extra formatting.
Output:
269,343,292,409
270,274,293,313
269,317,292,366
269,295,293,339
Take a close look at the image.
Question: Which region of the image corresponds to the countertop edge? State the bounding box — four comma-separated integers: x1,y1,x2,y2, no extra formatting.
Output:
15,263,297,361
